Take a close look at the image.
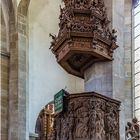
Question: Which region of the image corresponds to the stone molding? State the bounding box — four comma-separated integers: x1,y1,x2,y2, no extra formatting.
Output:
0,51,10,57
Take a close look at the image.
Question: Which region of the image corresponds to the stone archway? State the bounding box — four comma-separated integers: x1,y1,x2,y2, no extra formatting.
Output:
18,0,30,16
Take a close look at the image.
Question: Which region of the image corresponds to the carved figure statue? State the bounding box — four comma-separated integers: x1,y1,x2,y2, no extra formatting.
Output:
49,33,56,49
53,93,120,140
68,102,75,140
96,112,105,140
126,117,140,140
60,116,68,140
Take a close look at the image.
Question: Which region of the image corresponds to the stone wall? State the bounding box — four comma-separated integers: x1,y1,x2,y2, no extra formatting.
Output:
112,1,126,139
0,53,9,140
0,3,10,140
124,0,133,121
8,0,29,138
113,0,132,138
84,61,113,97
8,0,29,140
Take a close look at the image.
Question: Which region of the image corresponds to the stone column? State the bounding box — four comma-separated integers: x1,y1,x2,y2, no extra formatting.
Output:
8,1,29,139
0,4,10,140
124,0,133,121
84,0,113,98
0,52,9,140
84,61,113,97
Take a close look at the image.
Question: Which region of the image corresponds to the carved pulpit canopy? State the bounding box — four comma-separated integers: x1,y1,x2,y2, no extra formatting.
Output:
125,117,140,140
50,0,118,78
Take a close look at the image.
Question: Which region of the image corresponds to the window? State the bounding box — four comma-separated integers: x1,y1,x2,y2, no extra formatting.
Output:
134,12,140,26
135,36,140,50
134,48,140,61
135,97,140,110
133,0,140,119
135,85,140,97
135,72,140,86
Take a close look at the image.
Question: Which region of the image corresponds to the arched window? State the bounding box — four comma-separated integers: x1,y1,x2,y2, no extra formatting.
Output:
133,0,140,119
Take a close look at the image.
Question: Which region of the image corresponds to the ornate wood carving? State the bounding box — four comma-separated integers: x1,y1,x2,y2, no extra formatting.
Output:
50,0,118,78
35,103,54,140
52,92,120,140
126,117,140,140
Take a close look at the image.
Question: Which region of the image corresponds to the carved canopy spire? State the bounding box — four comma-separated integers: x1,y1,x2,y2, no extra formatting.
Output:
62,0,91,8
50,0,118,78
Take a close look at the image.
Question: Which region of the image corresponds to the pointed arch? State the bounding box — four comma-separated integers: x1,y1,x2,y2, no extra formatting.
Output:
18,0,30,16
